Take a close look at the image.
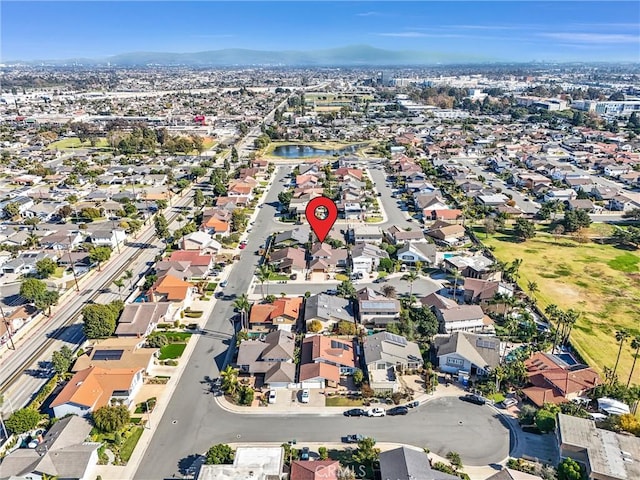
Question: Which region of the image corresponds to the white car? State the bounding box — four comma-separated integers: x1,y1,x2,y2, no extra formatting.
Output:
502,397,518,408
268,390,277,404
367,407,386,417
301,389,310,403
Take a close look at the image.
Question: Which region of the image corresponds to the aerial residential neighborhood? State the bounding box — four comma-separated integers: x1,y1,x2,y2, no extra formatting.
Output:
0,2,639,480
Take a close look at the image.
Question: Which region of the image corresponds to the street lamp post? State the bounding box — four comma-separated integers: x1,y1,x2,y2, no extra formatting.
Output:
111,219,122,255
145,400,152,430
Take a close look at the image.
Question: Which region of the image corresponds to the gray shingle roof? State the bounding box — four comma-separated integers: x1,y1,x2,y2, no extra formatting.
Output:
379,447,458,480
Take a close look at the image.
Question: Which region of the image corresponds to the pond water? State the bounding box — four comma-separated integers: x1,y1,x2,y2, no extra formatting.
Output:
271,144,360,158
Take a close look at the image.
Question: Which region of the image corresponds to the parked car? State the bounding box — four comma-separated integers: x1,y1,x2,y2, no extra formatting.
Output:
300,447,310,460
344,408,367,417
220,280,228,288
325,289,338,295
460,394,486,405
405,401,420,408
239,244,246,250
300,389,310,403
387,406,409,416
501,397,518,408
268,390,277,404
367,407,386,417
343,434,365,443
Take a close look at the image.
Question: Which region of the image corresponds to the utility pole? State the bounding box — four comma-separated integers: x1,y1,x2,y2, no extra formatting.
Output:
0,305,15,350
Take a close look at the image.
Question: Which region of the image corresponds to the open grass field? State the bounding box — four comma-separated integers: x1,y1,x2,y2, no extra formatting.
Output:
47,137,109,150
476,226,640,384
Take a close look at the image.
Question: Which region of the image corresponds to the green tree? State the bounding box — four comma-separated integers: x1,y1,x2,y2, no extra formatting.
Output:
514,218,536,241
220,365,239,395
233,294,251,331
613,329,631,380
445,451,462,470
535,408,557,432
627,336,640,388
154,213,170,241
205,443,235,465
5,408,42,434
193,189,205,209
231,146,238,163
318,446,328,460
353,369,364,386
336,320,357,335
256,264,271,299
36,258,57,279
401,270,419,298
382,284,396,298
36,289,60,316
92,405,130,433
557,457,586,480
3,202,21,219
89,246,112,271
352,437,380,474
231,209,248,232
123,269,134,291
337,280,356,299
51,345,74,374
113,279,125,300
20,278,47,302
308,319,323,333
82,303,119,338
563,210,591,233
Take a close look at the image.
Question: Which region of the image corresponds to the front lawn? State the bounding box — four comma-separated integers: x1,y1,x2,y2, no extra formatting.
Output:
335,273,349,282
268,272,290,281
325,396,364,407
159,343,186,360
476,226,640,383
487,392,505,403
120,426,144,462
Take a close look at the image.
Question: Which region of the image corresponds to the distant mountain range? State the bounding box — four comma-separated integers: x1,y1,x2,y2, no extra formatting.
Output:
8,45,494,66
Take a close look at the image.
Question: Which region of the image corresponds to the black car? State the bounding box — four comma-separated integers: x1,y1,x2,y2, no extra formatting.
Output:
387,406,409,416
460,394,486,405
405,401,420,408
344,408,366,417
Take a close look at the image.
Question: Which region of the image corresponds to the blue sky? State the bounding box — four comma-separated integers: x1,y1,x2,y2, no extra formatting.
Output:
1,1,639,62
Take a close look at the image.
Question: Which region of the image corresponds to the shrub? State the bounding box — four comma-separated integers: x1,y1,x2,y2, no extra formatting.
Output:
147,334,168,348
5,408,42,435
92,405,130,433
205,443,235,465
535,409,556,433
308,320,323,333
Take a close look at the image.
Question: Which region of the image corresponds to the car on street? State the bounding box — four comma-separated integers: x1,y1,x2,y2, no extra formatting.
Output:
367,407,386,417
239,244,246,249
343,408,367,417
300,389,310,403
460,394,486,405
220,280,228,288
268,390,277,404
343,434,365,444
405,401,420,408
325,289,338,295
387,406,409,416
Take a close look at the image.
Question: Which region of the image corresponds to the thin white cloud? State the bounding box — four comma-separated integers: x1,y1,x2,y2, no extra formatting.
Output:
190,34,235,39
357,11,380,17
378,32,464,38
540,32,639,44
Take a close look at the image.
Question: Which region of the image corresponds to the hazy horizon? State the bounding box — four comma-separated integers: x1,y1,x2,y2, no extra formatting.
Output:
1,1,639,63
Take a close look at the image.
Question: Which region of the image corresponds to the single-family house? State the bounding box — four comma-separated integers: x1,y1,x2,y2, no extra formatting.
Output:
385,225,425,245
248,297,303,332
522,352,601,407
72,337,158,375
86,226,127,250
363,332,422,394
422,293,487,333
609,193,640,212
557,413,640,480
236,330,296,388
434,332,500,377
272,226,311,247
269,247,307,275
356,287,401,326
350,242,389,274
291,460,341,480
51,366,144,417
115,302,172,338
168,250,215,272
348,225,384,244
379,446,458,480
463,278,514,304
180,231,221,253
146,274,195,310
0,415,100,480
304,293,355,331
443,255,500,281
396,242,437,267
195,446,284,480
301,334,357,376
425,222,466,246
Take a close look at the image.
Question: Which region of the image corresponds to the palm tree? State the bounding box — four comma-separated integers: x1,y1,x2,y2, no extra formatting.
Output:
25,232,40,248
613,329,631,381
401,270,419,298
124,269,134,291
256,265,271,300
627,336,640,388
527,280,539,304
233,294,251,331
491,365,507,392
382,284,397,298
545,304,561,353
113,279,125,300
220,365,239,395
561,309,580,346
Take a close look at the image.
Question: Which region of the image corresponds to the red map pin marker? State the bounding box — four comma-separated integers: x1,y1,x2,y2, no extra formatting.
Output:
305,196,338,243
